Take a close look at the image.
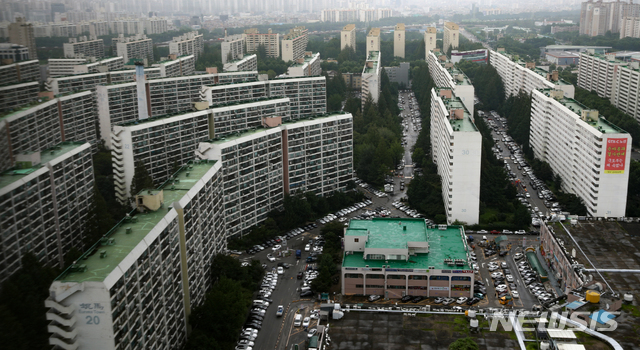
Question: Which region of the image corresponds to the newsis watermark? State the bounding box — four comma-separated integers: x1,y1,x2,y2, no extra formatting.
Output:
488,311,619,332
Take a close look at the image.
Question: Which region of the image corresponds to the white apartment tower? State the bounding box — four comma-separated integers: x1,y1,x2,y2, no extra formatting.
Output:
223,54,258,72
361,51,381,110
341,24,356,52
366,28,381,58
221,34,245,64
425,27,437,57
394,23,405,58
169,31,204,60
115,34,154,64
427,51,475,116
443,22,460,53
281,27,309,63
244,28,280,58
530,89,631,217
430,88,482,225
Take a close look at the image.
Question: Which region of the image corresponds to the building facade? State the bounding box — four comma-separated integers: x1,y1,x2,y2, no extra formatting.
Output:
153,54,196,77
286,52,321,77
221,34,245,64
443,22,459,53
0,43,30,62
223,54,258,72
341,219,474,298
341,24,356,52
169,31,204,60
384,62,410,87
530,89,631,217
366,28,380,58
48,57,125,77
0,81,40,113
46,160,225,350
394,23,405,59
620,16,640,38
281,27,309,62
8,17,36,60
361,51,381,109
244,28,280,58
427,51,475,116
430,88,482,225
63,37,105,59
0,142,93,285
0,59,39,85
424,27,437,57
115,34,154,64
579,0,640,37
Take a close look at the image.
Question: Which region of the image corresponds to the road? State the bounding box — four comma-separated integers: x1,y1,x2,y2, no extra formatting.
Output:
459,27,492,50
388,90,421,202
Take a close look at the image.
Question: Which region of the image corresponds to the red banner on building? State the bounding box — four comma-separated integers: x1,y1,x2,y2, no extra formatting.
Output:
604,138,627,174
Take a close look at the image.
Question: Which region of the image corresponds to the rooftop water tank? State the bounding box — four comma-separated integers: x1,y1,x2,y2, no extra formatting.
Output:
586,290,600,303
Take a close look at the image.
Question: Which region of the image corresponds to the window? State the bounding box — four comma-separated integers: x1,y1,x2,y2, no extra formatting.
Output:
344,273,362,279
387,275,406,280
354,238,359,242
451,276,471,281
367,274,384,279
429,275,449,281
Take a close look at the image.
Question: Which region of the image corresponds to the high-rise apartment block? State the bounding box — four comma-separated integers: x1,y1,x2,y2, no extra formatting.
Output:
244,28,280,58
580,0,640,37
578,51,640,122
287,52,321,77
114,34,154,64
530,89,631,217
443,22,460,53
0,142,93,285
46,160,225,350
63,37,105,59
153,54,196,77
221,34,245,64
427,51,475,116
424,27,437,57
430,88,481,225
394,23,405,58
48,57,124,77
169,31,204,60
490,49,575,99
0,81,40,113
281,27,309,62
341,24,356,52
620,16,640,38
361,51,381,109
0,91,97,172
366,28,380,58
321,8,393,22
8,17,36,60
46,68,161,95
223,54,258,72
0,59,39,85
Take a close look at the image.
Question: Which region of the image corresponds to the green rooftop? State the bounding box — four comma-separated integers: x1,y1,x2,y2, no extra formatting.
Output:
539,88,627,134
363,51,380,74
55,160,217,283
343,218,469,270
445,65,472,86
0,142,87,191
290,53,319,67
436,88,478,132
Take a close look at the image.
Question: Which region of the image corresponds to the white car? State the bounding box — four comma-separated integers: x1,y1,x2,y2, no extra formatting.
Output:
514,253,524,260
302,317,310,328
456,297,468,304
491,272,504,279
506,275,514,282
304,244,311,252
267,254,275,262
307,328,318,338
272,245,281,251
277,266,284,275
512,291,520,298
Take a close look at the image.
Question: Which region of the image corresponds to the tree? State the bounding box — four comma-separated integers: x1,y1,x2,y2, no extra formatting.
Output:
449,337,479,350
328,94,343,112
130,160,154,197
83,185,116,246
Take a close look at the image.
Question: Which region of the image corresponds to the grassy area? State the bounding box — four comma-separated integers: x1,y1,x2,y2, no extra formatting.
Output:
621,303,640,317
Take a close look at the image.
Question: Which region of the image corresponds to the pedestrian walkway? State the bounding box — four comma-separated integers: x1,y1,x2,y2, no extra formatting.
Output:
536,248,564,296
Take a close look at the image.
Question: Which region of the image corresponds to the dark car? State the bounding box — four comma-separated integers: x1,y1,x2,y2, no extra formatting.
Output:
503,269,511,275
297,272,304,279
411,296,424,303
485,250,496,256
474,281,485,286
499,251,509,257
244,322,262,330
466,297,480,305
306,256,317,262
300,290,314,297
401,295,413,302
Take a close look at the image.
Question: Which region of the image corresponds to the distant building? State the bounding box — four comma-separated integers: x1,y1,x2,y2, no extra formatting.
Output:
48,56,124,77
153,54,196,77
342,73,362,90
384,62,410,87
244,28,280,58
0,60,40,85
620,16,640,39
8,17,36,60
361,51,381,110
551,26,580,34
169,31,204,60
221,34,245,64
450,49,488,64
424,27,437,57
281,26,309,62
394,23,405,59
223,54,258,72
366,28,380,58
0,43,30,62
443,22,459,53
544,51,580,66
341,24,356,52
286,52,321,77
530,88,631,217
431,87,481,224
114,34,154,64
63,36,105,59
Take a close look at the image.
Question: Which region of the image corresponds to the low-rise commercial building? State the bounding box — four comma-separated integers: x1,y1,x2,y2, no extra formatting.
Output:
0,59,40,85
0,142,93,285
286,52,321,77
530,89,631,217
341,219,473,298
450,49,489,64
169,31,204,60
361,51,381,109
384,62,410,87
544,51,580,66
63,37,105,59
223,54,258,72
427,51,475,116
430,88,481,225
46,159,225,350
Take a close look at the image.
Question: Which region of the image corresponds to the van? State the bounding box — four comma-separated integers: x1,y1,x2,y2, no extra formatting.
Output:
300,286,311,294
294,314,303,326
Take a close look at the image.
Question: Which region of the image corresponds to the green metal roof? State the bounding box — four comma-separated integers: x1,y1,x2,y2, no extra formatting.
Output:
56,160,218,283
346,218,427,249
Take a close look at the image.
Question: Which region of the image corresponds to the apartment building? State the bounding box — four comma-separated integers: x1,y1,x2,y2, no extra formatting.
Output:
0,43,30,62
366,28,380,58
46,68,163,95
430,88,482,225
8,17,36,60
0,91,97,172
207,98,291,137
451,49,489,64
0,81,39,113
341,24,356,52
321,9,359,22
48,57,125,77
286,52,321,77
620,16,640,38
111,19,145,36
427,51,475,116
443,22,460,52
115,34,154,64
530,88,631,217
196,113,353,237
46,160,225,350
145,17,170,34
394,23,405,59
281,26,309,62
221,34,245,64
223,54,258,72
578,52,640,122
98,71,259,146
153,54,196,77
341,219,473,298
424,27,437,57
361,51,381,109
490,49,575,99
244,28,280,58
384,62,411,87
579,0,640,37
169,31,204,60
0,142,93,285
0,59,39,85
63,37,105,59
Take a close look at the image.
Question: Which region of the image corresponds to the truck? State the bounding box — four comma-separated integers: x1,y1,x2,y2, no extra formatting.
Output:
296,250,301,259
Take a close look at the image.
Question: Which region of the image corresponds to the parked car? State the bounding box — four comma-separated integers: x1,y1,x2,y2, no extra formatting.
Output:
368,295,381,302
